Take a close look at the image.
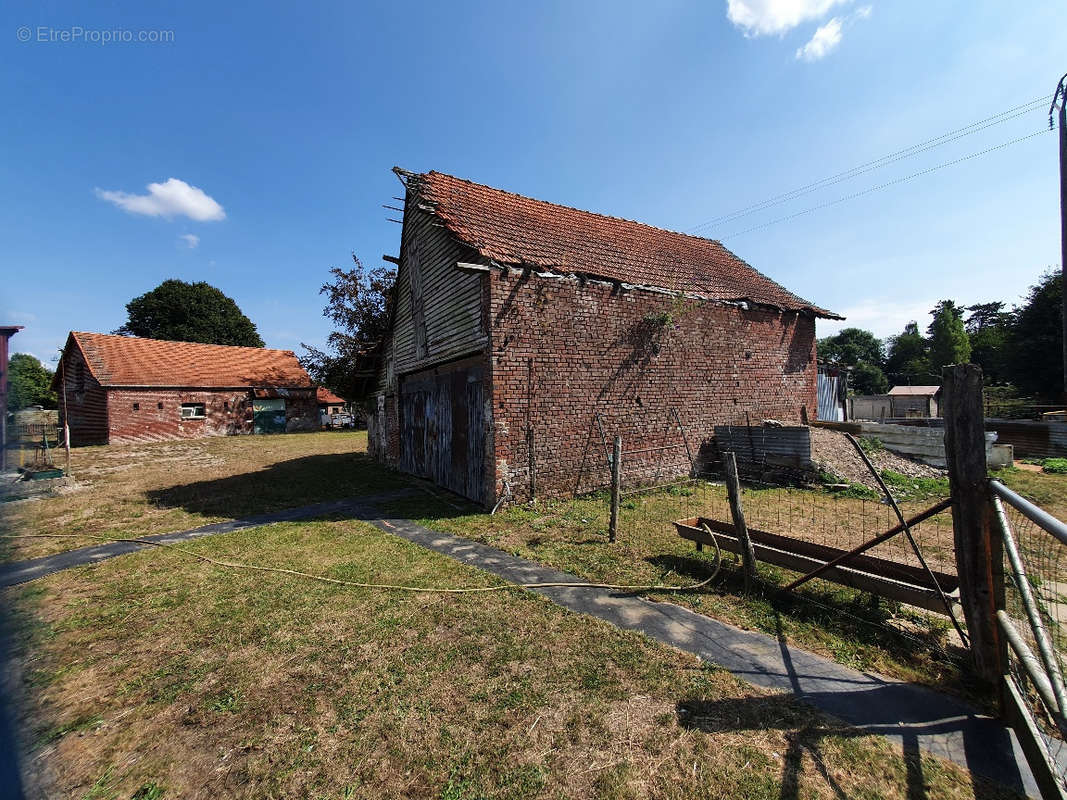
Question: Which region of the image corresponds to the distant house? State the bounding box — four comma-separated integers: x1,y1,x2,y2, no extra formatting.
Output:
888,385,941,418
316,387,347,416
54,332,317,445
369,169,838,505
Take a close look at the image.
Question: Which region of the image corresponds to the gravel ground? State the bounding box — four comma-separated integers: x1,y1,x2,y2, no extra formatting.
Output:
810,427,946,490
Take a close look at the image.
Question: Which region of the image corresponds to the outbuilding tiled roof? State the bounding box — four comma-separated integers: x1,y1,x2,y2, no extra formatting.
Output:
316,386,346,404
409,170,839,318
67,332,313,388
888,385,941,396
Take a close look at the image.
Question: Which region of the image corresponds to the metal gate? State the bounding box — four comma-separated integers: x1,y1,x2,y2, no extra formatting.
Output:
398,357,488,504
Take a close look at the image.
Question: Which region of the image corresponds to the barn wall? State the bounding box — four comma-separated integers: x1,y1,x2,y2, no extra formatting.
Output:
487,270,818,499
106,389,253,443
283,389,318,433
391,205,487,376
58,345,108,446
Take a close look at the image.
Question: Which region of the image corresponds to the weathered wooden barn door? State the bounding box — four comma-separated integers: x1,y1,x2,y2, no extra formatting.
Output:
398,356,487,504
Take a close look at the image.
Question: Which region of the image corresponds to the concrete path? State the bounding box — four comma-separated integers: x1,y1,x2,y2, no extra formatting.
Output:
0,489,415,588
1,493,1050,795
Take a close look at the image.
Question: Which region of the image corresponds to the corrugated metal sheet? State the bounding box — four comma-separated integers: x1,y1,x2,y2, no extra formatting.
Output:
713,425,811,468
816,373,842,421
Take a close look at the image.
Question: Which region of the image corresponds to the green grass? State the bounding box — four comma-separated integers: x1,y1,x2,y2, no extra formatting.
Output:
1043,458,1067,474
377,483,980,703
6,518,1018,799
1,430,389,562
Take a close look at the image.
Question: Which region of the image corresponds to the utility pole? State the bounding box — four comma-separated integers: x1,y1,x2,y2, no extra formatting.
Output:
1052,74,1067,397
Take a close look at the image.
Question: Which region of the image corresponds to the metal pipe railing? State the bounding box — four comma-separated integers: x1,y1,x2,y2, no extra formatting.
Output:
993,494,1067,716
998,610,1067,741
991,480,1067,547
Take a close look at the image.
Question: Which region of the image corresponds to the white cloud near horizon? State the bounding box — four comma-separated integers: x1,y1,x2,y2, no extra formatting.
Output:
179,233,200,249
818,298,936,340
95,178,225,221
726,0,848,36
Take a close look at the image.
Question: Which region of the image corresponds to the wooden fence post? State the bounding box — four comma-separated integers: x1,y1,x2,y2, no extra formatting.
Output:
609,435,621,543
943,364,1004,685
724,451,757,592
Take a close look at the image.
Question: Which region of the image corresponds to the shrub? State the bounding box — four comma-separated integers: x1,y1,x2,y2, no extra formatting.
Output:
1042,458,1067,474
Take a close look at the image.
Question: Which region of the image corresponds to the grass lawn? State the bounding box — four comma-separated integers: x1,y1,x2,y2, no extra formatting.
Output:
374,466,1067,706
4,434,1062,796
5,518,1016,799
1,431,390,562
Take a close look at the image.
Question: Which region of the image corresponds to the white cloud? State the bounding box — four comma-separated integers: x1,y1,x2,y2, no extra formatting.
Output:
795,6,872,61
795,16,843,61
95,178,225,221
726,0,848,36
179,233,200,249
818,299,935,339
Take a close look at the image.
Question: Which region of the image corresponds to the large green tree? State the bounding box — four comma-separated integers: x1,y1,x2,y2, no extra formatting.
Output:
817,327,883,367
7,353,57,411
885,322,931,385
965,301,1011,384
1008,271,1063,398
116,279,264,347
301,254,396,400
926,300,971,376
817,327,888,395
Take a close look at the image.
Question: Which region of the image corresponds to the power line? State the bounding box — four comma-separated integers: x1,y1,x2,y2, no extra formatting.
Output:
689,95,1052,235
720,127,1051,240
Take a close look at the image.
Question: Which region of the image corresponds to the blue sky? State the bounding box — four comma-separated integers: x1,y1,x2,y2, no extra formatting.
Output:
2,1,1064,366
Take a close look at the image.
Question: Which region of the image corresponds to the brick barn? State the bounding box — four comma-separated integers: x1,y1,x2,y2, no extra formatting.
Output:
55,332,318,446
368,170,840,507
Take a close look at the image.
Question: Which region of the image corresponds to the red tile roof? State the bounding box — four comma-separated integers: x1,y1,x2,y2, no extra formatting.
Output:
316,386,346,404
410,170,839,318
68,332,313,388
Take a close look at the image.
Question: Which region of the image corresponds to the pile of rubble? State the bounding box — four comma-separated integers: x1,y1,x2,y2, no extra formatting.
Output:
809,427,945,491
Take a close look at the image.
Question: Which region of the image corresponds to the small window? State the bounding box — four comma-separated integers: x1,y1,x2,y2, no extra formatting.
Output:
133,402,140,410
180,403,206,419
224,401,230,411
157,402,164,410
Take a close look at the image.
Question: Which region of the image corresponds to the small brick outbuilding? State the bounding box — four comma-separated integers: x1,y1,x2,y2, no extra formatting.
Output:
55,332,317,445
369,170,840,506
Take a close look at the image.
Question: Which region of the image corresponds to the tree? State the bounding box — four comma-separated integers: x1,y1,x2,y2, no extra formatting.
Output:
926,300,971,376
301,254,396,400
965,301,1011,384
850,361,889,395
816,327,884,368
817,327,888,396
7,353,57,411
1008,270,1062,398
116,279,264,347
885,322,931,385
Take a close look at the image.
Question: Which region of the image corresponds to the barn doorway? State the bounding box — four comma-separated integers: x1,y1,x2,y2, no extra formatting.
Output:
398,356,488,505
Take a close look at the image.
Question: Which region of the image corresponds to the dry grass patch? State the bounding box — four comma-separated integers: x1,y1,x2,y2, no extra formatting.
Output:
6,519,1016,799
0,431,390,562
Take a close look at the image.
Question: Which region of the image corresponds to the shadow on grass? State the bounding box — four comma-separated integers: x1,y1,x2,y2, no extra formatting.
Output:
145,452,439,520
675,688,1022,800
646,553,984,704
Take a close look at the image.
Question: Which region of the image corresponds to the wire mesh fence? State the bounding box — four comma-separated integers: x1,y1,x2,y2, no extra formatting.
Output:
993,481,1067,792
609,467,960,656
